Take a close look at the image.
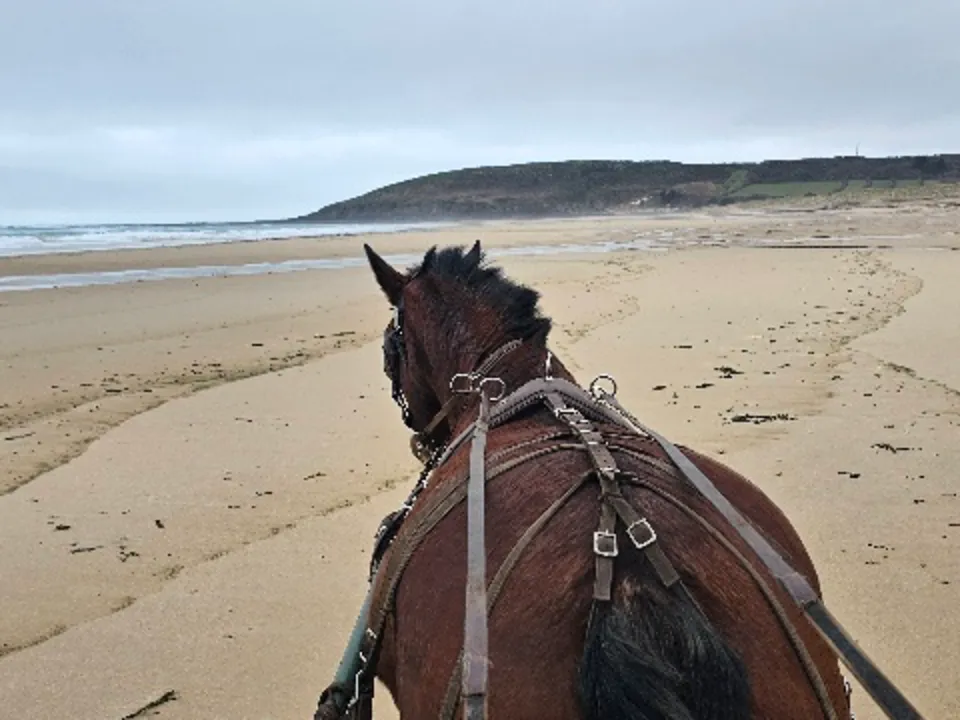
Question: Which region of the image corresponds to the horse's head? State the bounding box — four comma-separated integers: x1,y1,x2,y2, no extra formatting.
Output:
363,240,570,458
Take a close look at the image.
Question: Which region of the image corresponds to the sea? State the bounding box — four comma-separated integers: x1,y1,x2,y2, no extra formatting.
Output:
0,220,444,257
0,219,665,292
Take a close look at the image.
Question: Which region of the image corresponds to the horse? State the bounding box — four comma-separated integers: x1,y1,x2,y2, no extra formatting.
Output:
319,240,860,720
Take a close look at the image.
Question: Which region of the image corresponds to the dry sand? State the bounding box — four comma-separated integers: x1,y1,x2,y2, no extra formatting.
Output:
1,206,958,719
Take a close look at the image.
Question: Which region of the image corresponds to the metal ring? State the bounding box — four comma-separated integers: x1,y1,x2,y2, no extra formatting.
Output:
449,372,475,394
589,374,618,399
478,376,506,402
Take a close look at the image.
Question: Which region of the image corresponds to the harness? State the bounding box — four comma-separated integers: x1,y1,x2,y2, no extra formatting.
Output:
313,343,925,720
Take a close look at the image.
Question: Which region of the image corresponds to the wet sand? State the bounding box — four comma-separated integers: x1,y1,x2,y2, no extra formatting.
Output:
1,205,958,719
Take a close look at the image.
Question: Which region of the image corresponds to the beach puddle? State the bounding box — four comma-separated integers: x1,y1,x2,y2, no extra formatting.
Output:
0,239,665,292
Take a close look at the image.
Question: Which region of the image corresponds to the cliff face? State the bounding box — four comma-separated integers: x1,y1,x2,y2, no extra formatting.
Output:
288,155,960,223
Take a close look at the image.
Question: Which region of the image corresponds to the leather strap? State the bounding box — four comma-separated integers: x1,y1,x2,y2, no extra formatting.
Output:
368,448,567,636
596,471,681,590
544,390,620,601
433,377,643,471
462,390,493,719
542,390,681,599
593,499,617,601
805,602,923,720
355,440,589,718
595,391,821,606
439,471,593,719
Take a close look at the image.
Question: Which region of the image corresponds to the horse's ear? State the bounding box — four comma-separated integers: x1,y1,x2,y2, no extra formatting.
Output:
465,239,482,266
421,245,438,273
363,243,405,305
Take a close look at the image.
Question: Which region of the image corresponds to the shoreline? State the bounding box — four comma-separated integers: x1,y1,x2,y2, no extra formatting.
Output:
0,215,672,276
3,205,958,287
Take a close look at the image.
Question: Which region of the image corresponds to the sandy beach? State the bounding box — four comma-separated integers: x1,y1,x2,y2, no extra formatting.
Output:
1,205,958,719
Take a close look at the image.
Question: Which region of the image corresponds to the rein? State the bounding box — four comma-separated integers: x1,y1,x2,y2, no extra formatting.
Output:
314,356,926,720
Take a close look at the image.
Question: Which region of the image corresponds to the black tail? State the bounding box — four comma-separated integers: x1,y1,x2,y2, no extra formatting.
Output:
579,585,751,720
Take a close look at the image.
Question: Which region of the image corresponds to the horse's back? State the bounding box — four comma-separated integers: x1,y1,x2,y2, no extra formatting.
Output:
387,415,848,718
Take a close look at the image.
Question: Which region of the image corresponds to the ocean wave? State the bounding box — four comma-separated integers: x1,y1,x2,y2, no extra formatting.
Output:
0,221,451,257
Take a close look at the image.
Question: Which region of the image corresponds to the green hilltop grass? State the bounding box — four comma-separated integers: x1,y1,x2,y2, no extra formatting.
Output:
725,179,942,200
730,181,845,198
729,178,931,199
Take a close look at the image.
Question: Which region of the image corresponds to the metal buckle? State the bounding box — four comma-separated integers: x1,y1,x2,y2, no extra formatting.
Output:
597,463,618,477
450,374,505,402
554,405,581,420
626,518,657,550
450,372,475,394
593,530,618,557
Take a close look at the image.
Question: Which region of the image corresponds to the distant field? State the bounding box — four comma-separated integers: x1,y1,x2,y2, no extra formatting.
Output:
730,178,931,198
730,181,844,197
844,179,925,189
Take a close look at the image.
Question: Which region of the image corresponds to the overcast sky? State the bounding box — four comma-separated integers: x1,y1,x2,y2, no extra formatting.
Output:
2,1,958,224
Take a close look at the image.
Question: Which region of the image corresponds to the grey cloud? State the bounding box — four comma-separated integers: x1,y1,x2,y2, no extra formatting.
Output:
2,0,959,222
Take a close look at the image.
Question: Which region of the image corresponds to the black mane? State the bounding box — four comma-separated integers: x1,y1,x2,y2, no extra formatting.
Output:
410,244,552,344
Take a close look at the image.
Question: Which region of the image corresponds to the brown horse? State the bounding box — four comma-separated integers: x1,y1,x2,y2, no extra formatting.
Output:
339,241,855,719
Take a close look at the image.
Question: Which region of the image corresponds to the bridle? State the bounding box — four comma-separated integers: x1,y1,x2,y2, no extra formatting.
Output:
367,301,526,595
383,301,412,428
382,300,522,465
